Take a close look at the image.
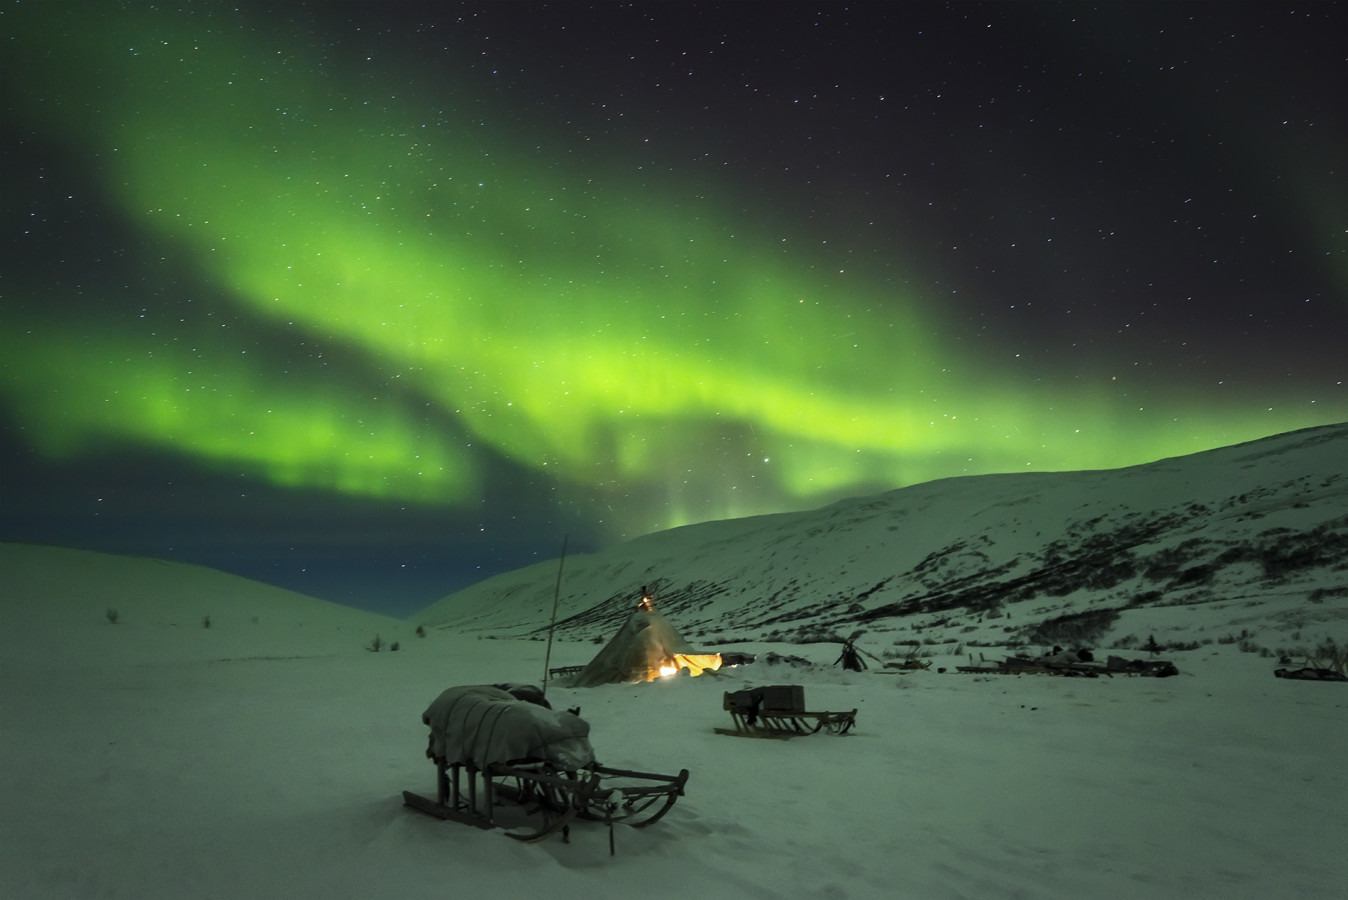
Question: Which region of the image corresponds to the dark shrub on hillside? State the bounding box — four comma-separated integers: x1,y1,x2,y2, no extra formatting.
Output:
1023,608,1121,648
1260,545,1323,580
1218,526,1348,583
1142,539,1210,581
1129,590,1163,607
1172,564,1217,587
1084,557,1137,590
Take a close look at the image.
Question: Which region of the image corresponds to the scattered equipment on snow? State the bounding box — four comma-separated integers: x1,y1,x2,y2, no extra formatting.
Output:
835,631,884,672
1274,666,1347,682
403,685,689,853
955,650,1178,678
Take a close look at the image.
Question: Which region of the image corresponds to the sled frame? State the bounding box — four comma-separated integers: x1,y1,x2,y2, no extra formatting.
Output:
404,759,689,853
715,692,857,739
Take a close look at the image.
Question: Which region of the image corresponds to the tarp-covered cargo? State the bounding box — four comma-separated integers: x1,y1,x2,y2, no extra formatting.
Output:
421,685,594,770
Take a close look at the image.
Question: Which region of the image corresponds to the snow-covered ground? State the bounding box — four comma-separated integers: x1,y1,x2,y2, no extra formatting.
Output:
2,544,1345,899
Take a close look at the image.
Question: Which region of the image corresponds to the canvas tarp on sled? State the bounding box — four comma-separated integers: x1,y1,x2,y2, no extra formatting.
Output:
421,685,594,770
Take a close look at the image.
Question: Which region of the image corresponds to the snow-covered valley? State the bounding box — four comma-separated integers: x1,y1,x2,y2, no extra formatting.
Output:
3,424,1346,898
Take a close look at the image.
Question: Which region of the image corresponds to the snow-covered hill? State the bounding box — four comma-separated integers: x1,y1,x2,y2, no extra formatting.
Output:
416,423,1348,658
0,543,409,666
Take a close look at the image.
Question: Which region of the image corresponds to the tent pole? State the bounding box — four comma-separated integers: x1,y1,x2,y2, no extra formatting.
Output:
541,534,568,698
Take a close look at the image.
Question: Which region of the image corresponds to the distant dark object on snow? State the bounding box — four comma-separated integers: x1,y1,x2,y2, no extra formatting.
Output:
760,651,814,667
1046,646,1096,666
1105,655,1179,678
956,653,1177,677
836,631,882,671
1274,667,1347,682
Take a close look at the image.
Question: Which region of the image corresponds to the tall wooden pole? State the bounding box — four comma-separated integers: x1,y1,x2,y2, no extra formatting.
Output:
541,534,568,698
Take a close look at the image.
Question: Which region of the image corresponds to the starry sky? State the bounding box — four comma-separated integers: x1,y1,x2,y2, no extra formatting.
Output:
2,2,1344,616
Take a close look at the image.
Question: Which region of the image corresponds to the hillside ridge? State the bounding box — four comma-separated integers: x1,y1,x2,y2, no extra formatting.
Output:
414,423,1348,653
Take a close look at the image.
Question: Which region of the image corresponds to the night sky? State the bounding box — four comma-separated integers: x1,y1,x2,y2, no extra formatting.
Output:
2,2,1344,616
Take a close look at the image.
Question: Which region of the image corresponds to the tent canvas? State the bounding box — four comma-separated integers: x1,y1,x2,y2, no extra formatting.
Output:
569,601,721,687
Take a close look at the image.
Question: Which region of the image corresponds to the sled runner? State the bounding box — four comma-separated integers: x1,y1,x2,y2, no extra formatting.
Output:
715,685,857,739
403,758,689,851
402,685,689,852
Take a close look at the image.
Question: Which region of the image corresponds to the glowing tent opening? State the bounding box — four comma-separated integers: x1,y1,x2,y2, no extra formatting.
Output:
569,592,722,687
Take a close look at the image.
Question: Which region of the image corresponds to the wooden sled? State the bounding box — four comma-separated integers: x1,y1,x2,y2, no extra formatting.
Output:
404,758,689,853
715,686,857,739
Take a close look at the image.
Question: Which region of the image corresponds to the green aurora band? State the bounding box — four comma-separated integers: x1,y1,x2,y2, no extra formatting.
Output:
2,5,1338,535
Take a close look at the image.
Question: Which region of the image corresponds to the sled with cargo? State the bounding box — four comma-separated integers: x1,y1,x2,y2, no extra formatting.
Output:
402,685,689,853
715,685,857,739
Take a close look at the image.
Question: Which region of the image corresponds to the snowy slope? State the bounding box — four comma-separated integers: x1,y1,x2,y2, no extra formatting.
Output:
0,543,410,666
415,423,1348,659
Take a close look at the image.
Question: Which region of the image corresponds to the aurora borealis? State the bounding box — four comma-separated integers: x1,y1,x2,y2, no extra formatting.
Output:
2,2,1344,614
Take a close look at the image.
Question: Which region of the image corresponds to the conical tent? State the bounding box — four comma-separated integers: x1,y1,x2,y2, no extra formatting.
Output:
570,602,722,687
